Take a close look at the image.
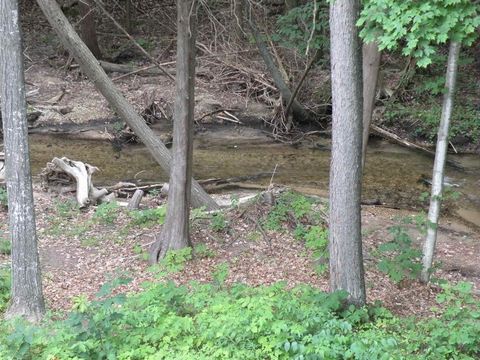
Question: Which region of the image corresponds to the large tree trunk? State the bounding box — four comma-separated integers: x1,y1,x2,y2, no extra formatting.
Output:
361,42,381,169
36,0,218,211
1,0,45,322
149,0,196,263
328,0,366,306
421,41,461,283
79,0,102,59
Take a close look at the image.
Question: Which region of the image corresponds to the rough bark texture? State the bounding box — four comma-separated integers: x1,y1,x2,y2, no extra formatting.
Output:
361,42,381,169
1,0,45,322
36,0,218,211
328,0,366,306
79,0,102,59
150,0,196,263
421,42,461,283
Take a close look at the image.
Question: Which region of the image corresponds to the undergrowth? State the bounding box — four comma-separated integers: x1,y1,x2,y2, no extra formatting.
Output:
0,277,478,359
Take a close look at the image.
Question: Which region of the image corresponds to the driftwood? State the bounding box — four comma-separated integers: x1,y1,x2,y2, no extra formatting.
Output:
41,157,108,207
127,189,144,210
371,124,464,170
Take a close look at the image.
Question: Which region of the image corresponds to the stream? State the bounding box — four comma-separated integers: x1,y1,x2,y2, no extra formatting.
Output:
28,134,480,227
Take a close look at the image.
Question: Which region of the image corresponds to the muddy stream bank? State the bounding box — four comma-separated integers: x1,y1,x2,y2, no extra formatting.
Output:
28,133,480,227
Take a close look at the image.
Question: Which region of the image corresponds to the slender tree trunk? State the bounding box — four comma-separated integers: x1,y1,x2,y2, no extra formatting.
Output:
0,0,45,322
328,0,366,306
150,0,196,263
124,0,134,33
361,42,381,169
421,41,461,283
36,0,218,210
79,0,102,59
243,0,311,122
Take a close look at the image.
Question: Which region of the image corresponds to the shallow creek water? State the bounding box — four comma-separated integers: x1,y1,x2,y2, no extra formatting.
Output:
28,134,480,227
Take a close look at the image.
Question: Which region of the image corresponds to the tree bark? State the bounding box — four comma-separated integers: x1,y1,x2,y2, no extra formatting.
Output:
361,42,381,169
79,0,102,59
150,0,196,263
244,0,311,122
1,0,45,322
421,41,461,283
36,0,218,211
328,0,366,306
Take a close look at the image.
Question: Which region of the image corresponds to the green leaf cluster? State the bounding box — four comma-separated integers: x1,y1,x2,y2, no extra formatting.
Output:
0,267,10,314
376,225,422,283
129,205,166,227
359,0,480,67
273,2,329,59
2,278,479,359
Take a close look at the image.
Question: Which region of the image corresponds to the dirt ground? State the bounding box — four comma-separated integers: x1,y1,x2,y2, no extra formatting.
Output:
0,188,479,317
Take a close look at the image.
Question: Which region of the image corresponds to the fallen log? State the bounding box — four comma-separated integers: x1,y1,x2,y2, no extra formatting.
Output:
99,60,175,77
371,124,464,170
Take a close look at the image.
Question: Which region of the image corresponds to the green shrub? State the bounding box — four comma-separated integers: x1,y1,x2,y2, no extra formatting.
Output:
0,277,479,359
0,187,7,208
273,2,329,61
93,201,119,224
0,237,11,255
129,205,166,227
210,212,228,232
377,225,422,284
0,267,10,314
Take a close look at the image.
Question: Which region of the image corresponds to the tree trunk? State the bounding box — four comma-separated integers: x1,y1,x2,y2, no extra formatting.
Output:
150,0,196,263
79,0,102,59
328,0,366,306
421,41,461,283
361,42,381,169
244,0,311,122
124,0,134,33
0,0,45,322
36,0,218,211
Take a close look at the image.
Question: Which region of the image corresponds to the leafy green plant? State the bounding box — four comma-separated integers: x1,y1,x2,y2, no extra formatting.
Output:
0,237,11,255
273,2,329,60
54,199,79,218
193,243,215,259
93,201,119,224
1,276,480,359
304,225,329,275
264,191,314,231
377,225,422,284
160,247,192,273
129,205,166,227
0,187,7,208
210,212,228,232
359,0,480,68
133,244,150,261
0,266,10,313
212,262,229,287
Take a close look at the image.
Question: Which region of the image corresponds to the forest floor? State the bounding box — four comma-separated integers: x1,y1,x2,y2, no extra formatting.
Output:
0,188,479,318
1,1,479,319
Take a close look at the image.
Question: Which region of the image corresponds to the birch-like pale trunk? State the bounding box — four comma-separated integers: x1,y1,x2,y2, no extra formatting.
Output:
328,0,366,305
421,41,461,283
149,0,196,262
0,0,45,322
